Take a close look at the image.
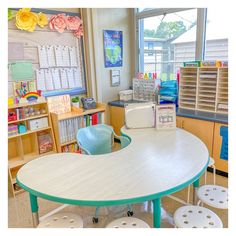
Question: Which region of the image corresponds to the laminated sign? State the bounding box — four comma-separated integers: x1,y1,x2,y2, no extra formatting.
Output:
156,104,176,130
9,61,33,80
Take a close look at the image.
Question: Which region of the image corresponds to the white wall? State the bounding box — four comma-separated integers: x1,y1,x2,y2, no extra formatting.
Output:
90,8,135,103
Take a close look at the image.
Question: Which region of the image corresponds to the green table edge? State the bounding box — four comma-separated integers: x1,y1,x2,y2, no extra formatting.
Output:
16,130,209,207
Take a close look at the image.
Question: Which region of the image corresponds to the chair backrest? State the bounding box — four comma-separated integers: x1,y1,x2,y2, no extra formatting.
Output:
220,126,228,160
77,124,113,155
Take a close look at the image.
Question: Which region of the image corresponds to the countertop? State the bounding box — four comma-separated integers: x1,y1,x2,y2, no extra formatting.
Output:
108,100,228,124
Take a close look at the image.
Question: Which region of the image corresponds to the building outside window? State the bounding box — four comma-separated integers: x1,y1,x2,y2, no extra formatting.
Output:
138,9,197,81
137,8,228,81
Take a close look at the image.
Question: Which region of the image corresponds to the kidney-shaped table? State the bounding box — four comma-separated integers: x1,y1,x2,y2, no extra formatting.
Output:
17,127,209,228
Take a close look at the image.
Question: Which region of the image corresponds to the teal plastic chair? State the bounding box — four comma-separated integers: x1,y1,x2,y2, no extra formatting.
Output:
76,124,133,223
77,124,130,155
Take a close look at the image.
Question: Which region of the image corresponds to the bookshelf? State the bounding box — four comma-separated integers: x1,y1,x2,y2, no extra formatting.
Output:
179,67,228,114
51,103,106,153
179,67,198,110
216,67,228,113
8,100,56,196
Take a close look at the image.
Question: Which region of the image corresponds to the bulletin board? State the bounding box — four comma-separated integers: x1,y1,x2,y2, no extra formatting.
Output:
8,8,87,99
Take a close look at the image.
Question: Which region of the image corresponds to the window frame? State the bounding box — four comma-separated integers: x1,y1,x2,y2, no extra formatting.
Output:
134,8,207,74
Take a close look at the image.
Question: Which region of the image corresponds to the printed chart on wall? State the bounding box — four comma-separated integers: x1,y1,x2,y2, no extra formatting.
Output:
103,30,123,68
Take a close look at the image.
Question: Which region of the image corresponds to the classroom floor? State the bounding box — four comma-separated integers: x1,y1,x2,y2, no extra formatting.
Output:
8,171,228,228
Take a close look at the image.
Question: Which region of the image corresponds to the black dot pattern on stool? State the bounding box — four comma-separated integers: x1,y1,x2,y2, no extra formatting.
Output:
174,206,223,228
37,213,83,228
106,217,150,228
197,185,228,209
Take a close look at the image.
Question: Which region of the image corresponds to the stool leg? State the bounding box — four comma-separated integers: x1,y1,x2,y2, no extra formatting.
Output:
193,178,200,205
212,165,216,185
204,169,207,184
29,193,39,227
187,185,190,204
95,207,100,218
152,198,161,228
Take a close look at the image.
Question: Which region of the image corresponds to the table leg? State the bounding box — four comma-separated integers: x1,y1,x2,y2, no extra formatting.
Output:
152,198,161,228
193,178,200,205
29,193,39,227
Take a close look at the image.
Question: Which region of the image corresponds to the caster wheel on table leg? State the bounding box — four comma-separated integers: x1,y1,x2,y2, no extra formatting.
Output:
92,217,99,224
127,211,134,217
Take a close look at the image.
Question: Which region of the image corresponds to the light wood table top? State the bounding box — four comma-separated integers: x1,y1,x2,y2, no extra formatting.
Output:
17,127,209,206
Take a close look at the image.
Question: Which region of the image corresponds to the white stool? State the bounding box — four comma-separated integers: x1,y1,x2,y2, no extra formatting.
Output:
173,205,223,228
197,185,228,209
37,212,83,228
187,157,216,204
106,217,150,228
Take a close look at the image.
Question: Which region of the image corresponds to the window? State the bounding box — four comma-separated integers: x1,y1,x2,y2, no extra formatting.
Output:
204,8,228,61
147,42,154,55
137,9,198,81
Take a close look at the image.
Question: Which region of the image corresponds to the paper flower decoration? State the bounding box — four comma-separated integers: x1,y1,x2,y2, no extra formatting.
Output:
67,16,82,31
67,16,83,39
73,25,84,39
15,8,38,32
8,9,14,21
37,12,48,28
49,14,68,33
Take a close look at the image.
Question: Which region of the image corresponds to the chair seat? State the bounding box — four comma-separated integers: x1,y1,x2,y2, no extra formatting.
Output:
197,185,228,209
106,217,150,228
208,157,215,166
37,212,83,228
173,205,223,228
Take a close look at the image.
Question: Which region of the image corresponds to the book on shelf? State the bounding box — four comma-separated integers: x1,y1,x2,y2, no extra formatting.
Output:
37,132,53,154
84,112,102,127
59,116,83,143
61,143,81,153
92,113,98,125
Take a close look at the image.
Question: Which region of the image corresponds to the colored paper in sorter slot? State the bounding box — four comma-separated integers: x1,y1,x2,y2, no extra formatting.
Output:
51,68,61,89
36,69,46,91
38,45,49,68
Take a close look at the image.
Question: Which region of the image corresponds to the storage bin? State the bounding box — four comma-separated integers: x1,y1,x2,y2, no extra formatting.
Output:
119,90,133,101
28,117,48,131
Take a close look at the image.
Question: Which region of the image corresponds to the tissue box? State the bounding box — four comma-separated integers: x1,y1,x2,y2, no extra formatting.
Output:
119,90,133,101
